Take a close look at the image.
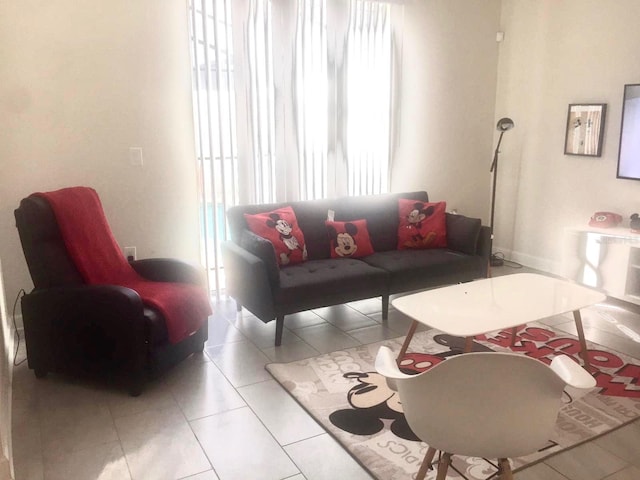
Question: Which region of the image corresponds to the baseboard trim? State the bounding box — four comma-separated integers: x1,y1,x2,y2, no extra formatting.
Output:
11,315,22,332
492,246,562,276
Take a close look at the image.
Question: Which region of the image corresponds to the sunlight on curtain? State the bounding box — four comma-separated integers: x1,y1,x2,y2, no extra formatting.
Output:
295,0,328,201
247,0,277,203
346,0,391,196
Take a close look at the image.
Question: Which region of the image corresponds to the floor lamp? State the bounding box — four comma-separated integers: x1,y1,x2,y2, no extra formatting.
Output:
489,117,515,267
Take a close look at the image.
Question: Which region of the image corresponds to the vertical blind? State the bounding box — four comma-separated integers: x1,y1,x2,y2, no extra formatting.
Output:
189,0,238,294
295,0,328,200
246,0,277,204
346,0,391,196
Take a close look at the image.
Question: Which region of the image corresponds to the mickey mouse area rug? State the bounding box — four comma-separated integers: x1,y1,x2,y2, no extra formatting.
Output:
266,320,640,480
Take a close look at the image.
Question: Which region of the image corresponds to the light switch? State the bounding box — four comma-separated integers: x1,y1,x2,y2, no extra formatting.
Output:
129,147,144,167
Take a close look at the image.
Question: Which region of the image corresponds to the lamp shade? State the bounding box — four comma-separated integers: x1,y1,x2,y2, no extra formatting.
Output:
496,117,515,131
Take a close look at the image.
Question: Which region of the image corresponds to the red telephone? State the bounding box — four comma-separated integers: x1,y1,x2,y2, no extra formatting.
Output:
589,211,623,228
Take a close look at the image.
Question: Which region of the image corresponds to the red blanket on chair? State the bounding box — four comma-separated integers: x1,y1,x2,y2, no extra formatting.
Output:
35,187,211,344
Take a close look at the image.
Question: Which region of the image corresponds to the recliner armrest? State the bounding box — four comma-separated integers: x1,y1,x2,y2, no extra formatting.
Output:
130,258,206,286
22,285,147,330
21,285,148,379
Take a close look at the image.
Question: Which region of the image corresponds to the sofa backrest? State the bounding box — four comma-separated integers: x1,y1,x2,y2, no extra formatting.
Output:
226,191,429,260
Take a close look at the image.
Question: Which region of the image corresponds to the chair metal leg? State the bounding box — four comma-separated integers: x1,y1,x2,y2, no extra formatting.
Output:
498,458,513,480
416,447,437,480
435,452,451,480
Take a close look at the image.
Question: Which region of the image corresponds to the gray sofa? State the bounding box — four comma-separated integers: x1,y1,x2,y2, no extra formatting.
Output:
222,191,490,346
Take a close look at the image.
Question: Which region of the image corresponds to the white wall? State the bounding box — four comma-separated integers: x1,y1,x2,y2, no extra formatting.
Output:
0,1,201,308
494,0,640,273
392,0,501,220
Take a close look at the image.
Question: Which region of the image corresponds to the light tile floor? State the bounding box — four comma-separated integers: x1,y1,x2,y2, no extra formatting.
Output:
10,266,640,479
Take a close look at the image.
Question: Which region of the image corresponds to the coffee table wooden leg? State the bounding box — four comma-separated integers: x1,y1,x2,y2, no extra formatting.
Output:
464,336,473,353
398,320,419,365
573,309,591,369
510,326,518,347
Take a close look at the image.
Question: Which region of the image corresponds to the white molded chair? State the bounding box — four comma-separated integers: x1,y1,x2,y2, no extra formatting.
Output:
375,347,596,480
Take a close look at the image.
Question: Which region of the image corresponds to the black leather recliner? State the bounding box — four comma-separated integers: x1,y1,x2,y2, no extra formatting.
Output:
14,195,209,396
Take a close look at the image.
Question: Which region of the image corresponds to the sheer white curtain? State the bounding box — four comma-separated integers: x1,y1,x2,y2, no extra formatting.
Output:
293,0,393,199
232,0,277,204
189,0,398,292
345,1,391,196
237,0,395,202
295,0,329,200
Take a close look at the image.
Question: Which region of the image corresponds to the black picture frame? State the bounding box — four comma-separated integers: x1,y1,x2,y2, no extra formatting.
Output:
564,103,606,157
617,84,640,181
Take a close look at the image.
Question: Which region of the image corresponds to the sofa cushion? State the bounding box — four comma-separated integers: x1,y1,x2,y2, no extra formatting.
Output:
362,249,485,294
446,213,481,255
275,259,388,305
325,219,375,258
397,199,447,250
244,206,308,266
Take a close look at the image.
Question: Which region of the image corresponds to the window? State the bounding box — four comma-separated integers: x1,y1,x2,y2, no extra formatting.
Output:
189,0,398,293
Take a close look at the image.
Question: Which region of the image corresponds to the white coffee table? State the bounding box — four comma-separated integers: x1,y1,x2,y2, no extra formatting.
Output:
392,273,606,369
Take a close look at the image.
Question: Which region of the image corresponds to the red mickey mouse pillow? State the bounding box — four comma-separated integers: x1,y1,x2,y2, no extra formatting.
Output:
325,219,375,259
244,206,308,266
397,199,447,250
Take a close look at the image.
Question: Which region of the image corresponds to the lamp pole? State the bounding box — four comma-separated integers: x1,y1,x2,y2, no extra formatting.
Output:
489,117,514,267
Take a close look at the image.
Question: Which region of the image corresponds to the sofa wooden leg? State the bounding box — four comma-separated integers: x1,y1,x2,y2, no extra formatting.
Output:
275,315,284,347
382,295,389,320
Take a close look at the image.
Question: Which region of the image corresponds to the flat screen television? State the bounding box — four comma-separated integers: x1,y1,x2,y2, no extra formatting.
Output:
617,83,640,181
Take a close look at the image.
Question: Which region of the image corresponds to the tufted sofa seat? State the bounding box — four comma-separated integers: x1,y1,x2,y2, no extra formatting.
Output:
222,191,490,346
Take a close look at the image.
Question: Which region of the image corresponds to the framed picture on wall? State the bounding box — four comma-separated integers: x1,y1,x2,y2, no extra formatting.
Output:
564,103,607,157
617,84,640,181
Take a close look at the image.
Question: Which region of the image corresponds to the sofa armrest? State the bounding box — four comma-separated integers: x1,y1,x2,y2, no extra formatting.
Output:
221,240,277,321
130,258,206,286
239,230,280,285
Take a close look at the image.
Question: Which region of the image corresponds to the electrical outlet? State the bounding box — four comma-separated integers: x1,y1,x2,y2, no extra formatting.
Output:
129,147,143,167
124,246,137,262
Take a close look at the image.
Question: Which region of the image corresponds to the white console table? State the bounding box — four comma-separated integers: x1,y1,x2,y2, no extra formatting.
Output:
562,226,640,305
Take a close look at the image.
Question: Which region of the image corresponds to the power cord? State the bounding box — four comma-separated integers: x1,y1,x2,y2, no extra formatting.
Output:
490,252,523,269
12,288,26,366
